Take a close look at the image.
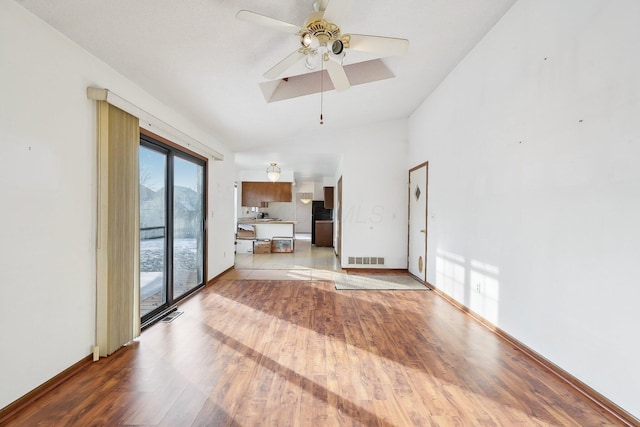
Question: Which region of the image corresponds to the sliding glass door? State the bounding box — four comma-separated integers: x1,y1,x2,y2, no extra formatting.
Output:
139,134,206,325
172,155,205,299
140,144,167,318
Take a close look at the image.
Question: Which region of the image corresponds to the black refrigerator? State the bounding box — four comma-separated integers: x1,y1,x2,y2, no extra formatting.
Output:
311,200,333,244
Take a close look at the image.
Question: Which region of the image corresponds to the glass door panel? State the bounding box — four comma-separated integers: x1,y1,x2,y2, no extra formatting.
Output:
172,156,205,299
140,134,206,326
139,145,167,318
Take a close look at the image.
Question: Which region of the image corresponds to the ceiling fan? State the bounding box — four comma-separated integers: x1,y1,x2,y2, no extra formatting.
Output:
236,0,409,92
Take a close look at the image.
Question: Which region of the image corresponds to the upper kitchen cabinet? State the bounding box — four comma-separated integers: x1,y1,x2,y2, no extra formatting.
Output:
242,181,292,207
272,182,293,202
323,186,334,209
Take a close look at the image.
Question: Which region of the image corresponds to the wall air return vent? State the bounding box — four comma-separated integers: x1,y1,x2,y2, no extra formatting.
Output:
348,257,385,265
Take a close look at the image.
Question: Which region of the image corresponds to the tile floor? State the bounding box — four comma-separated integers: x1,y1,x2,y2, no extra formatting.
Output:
225,233,345,282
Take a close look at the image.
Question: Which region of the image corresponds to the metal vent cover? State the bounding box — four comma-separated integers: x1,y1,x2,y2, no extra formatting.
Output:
161,311,183,323
347,257,385,265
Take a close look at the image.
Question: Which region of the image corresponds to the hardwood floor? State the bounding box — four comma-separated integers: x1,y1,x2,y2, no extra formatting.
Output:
3,239,627,426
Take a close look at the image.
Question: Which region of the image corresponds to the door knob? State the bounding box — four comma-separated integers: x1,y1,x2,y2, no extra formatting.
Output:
420,229,426,233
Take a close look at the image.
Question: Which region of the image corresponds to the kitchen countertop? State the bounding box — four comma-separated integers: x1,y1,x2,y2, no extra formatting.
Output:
237,220,296,240
238,219,296,225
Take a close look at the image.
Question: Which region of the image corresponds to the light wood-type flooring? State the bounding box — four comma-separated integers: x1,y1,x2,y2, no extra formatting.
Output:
4,236,626,426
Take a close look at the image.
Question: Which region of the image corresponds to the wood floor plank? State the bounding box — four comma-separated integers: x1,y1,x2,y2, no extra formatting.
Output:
3,278,628,426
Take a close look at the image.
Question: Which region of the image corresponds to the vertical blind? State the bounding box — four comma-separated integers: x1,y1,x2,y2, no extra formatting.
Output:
95,101,140,356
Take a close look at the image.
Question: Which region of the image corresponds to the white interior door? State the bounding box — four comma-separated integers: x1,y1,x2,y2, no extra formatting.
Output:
408,163,428,281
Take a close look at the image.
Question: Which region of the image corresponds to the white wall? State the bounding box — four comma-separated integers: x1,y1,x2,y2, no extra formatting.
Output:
293,181,315,233
339,119,409,268
408,0,640,418
207,155,237,276
0,1,235,410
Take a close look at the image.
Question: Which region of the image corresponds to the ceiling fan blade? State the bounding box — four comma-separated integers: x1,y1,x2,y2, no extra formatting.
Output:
236,10,302,34
321,0,354,24
325,59,351,92
345,34,409,56
264,50,306,79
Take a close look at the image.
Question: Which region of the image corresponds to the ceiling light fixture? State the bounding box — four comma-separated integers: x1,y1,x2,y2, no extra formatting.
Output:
267,162,281,182
299,192,313,204
305,50,318,70
300,32,314,48
330,39,344,55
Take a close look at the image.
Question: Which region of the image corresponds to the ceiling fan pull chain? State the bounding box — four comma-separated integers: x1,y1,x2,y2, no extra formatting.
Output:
320,56,324,125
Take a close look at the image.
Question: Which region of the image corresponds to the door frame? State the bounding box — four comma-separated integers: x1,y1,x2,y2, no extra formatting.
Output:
337,176,342,259
139,129,208,327
408,162,428,283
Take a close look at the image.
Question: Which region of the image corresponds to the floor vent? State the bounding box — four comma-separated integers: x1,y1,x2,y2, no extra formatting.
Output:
348,257,385,265
161,311,183,323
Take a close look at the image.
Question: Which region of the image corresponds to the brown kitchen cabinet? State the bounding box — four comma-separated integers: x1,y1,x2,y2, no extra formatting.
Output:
315,220,333,247
242,181,292,207
323,186,334,209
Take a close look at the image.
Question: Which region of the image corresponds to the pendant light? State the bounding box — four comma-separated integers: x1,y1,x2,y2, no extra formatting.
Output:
267,162,281,182
299,192,313,204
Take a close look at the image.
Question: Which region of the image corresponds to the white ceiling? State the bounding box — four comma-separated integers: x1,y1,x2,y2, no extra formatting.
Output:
15,0,516,181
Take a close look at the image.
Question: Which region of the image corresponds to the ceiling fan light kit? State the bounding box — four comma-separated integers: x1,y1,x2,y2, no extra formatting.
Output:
331,39,344,55
305,51,319,70
236,0,409,93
